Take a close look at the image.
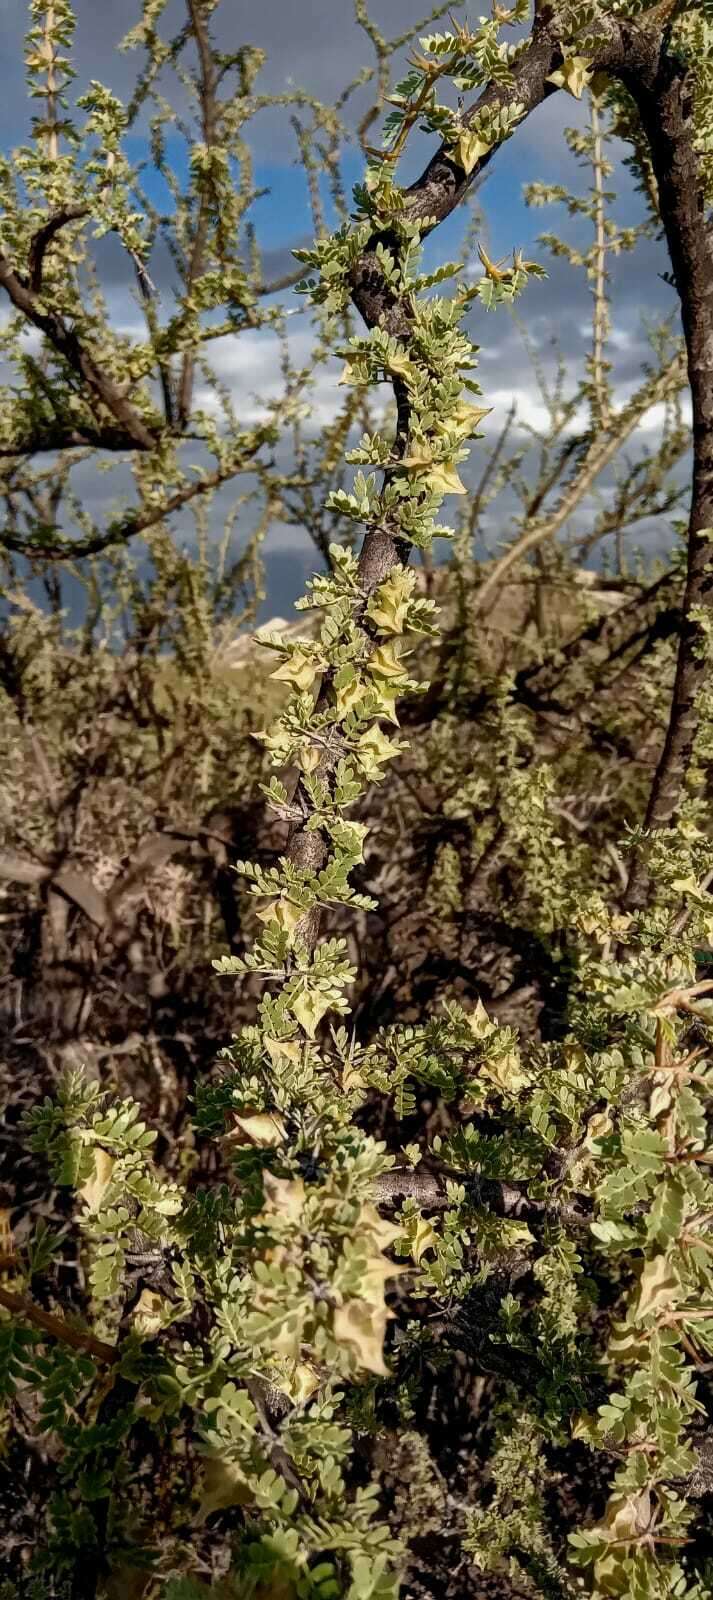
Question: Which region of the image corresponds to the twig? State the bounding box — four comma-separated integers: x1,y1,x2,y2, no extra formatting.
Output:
0,252,157,451
28,204,90,293
371,1167,592,1227
0,1284,118,1365
0,426,272,559
177,0,221,426
472,350,685,616
589,95,612,431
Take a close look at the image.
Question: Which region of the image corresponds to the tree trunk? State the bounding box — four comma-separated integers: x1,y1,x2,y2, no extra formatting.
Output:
624,43,713,905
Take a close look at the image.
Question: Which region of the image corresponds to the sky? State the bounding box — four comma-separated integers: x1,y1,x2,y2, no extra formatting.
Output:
0,0,688,629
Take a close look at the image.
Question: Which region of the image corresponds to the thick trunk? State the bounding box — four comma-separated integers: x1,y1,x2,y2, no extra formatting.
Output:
269,11,712,924
624,45,713,906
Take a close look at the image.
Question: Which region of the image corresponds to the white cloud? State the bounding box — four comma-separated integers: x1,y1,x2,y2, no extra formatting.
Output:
636,394,692,434
194,322,344,428
485,384,584,437
189,313,689,465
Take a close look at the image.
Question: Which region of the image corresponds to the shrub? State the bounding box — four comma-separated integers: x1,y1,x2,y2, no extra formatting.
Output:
2,5,713,1600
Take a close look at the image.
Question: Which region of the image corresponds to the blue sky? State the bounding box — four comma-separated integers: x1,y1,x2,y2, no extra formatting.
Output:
0,0,687,633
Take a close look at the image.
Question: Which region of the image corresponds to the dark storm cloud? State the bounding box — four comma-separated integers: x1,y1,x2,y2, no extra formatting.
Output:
0,0,585,160
0,0,630,287
0,0,441,145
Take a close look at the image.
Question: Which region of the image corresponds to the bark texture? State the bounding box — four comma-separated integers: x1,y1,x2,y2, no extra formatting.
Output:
285,7,712,927
624,40,713,902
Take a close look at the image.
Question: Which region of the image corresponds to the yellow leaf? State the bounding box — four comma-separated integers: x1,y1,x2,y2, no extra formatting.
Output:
262,1172,306,1222
482,1050,530,1094
356,724,401,773
274,1326,303,1361
419,460,467,497
586,1110,614,1147
384,346,413,378
332,1297,391,1375
298,742,322,773
649,1081,672,1119
606,1319,648,1365
225,1112,287,1149
409,1216,439,1265
672,874,699,895
334,673,366,718
592,1549,629,1593
342,1058,365,1093
361,1252,408,1303
131,1288,166,1339
256,897,304,938
291,987,333,1037
80,1148,115,1212
359,1202,402,1254
368,679,401,726
604,1489,652,1540
338,360,367,386
264,1036,302,1067
398,447,434,469
632,1253,680,1321
365,567,415,635
271,646,320,693
547,56,593,99
267,1359,322,1404
455,127,492,175
368,642,409,681
571,1411,597,1443
465,998,495,1040
196,1457,253,1524
443,401,491,440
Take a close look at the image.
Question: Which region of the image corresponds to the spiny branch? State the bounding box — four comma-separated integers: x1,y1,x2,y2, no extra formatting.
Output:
0,1283,118,1365
371,1168,592,1227
473,351,686,614
176,0,222,427
338,3,709,907
28,203,90,293
623,40,713,902
0,426,273,557
0,252,158,451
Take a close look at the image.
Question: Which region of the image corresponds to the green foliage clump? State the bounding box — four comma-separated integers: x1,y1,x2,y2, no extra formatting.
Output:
2,4,713,1600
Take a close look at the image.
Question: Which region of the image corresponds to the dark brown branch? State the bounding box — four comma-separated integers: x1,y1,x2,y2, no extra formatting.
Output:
28,204,90,294
623,48,713,905
524,567,680,700
349,22,560,335
280,11,649,953
0,252,158,451
255,267,305,298
0,428,272,558
371,1167,592,1228
257,8,702,956
132,250,176,429
343,4,707,911
0,1283,119,1365
348,10,648,336
0,422,147,459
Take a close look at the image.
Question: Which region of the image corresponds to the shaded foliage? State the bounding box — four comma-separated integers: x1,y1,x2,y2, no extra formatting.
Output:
2,4,713,1600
